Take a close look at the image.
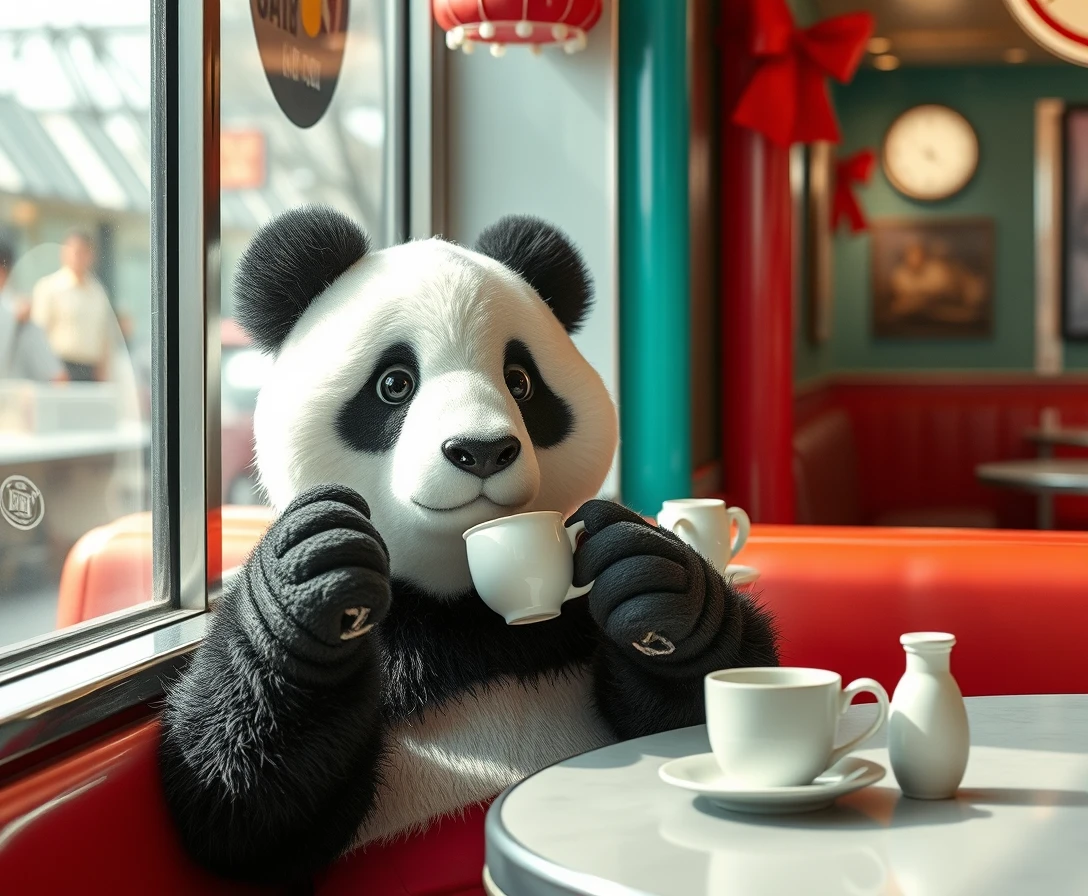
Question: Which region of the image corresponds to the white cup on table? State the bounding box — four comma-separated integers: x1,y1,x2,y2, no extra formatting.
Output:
657,498,750,574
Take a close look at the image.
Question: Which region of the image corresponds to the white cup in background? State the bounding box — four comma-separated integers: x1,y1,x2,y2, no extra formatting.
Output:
705,667,890,788
658,498,750,573
463,511,592,625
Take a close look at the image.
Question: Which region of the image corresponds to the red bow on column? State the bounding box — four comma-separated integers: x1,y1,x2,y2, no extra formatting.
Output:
732,0,874,147
832,149,876,233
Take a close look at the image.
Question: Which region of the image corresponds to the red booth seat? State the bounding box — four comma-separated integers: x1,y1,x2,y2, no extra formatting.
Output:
55,506,276,628
4,524,1088,895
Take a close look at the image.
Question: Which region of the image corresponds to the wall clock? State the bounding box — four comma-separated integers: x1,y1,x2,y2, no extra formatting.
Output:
882,104,980,202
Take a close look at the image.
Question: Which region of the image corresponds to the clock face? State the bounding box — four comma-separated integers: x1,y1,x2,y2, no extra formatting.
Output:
1004,0,1088,67
882,105,979,201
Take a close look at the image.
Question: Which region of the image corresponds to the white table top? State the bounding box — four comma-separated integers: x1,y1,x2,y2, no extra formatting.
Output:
486,695,1088,896
975,459,1088,493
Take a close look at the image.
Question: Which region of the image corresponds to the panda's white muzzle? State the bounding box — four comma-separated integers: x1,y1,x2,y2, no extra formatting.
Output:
392,372,540,515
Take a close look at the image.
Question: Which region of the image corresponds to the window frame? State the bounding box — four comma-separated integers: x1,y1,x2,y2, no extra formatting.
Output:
0,0,425,772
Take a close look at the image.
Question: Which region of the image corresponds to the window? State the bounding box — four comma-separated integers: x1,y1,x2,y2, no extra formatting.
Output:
0,3,157,655
0,0,413,767
218,0,402,512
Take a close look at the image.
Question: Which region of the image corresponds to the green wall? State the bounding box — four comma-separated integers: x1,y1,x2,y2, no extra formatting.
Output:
796,64,1088,382
788,0,817,26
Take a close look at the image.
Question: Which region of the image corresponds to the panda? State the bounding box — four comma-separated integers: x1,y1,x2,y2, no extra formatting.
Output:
158,206,779,886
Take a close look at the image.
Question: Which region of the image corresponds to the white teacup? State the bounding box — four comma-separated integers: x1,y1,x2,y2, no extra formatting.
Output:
463,511,592,625
705,667,890,788
658,498,750,573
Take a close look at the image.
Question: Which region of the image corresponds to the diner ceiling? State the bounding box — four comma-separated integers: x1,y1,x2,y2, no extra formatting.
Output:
813,0,1064,66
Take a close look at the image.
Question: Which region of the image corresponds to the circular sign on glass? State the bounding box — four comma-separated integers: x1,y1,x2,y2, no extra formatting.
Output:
1004,0,1088,67
251,0,351,128
1,475,45,531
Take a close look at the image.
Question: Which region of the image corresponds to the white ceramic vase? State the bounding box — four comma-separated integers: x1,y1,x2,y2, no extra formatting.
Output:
888,632,970,800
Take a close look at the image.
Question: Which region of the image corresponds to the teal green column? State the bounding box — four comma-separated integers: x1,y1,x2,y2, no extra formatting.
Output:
618,0,692,516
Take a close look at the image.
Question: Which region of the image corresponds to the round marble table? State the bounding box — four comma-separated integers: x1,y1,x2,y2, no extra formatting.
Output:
485,695,1088,896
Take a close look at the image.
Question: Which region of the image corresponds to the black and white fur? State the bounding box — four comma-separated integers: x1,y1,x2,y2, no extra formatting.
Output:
158,206,779,886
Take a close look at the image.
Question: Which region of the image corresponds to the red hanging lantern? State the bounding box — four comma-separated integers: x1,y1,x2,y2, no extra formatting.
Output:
433,0,603,57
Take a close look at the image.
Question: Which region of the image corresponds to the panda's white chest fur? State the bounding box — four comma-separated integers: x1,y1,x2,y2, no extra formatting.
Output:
354,665,616,845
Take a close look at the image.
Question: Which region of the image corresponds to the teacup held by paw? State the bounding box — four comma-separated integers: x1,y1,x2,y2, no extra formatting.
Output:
463,511,592,625
705,667,890,788
658,498,750,573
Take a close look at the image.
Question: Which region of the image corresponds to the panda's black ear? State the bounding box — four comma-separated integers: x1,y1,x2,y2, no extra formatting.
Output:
234,205,370,353
474,216,592,334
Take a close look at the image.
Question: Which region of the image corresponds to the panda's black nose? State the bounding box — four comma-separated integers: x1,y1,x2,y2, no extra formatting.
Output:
442,436,521,479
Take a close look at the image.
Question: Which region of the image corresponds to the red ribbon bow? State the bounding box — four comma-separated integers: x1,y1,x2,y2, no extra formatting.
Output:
832,149,876,233
732,0,874,147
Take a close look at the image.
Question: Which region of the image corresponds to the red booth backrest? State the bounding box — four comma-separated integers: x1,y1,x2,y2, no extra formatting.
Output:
793,409,863,526
743,524,1088,697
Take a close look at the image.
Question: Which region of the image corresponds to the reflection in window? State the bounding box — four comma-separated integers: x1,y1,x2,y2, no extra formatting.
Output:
219,0,391,509
0,2,154,653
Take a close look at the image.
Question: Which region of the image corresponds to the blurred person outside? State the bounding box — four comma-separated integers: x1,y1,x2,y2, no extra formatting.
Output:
30,231,115,382
0,243,66,383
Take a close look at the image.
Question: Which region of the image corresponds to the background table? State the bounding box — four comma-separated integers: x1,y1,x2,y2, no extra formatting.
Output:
486,695,1088,896
975,459,1088,529
1025,427,1088,454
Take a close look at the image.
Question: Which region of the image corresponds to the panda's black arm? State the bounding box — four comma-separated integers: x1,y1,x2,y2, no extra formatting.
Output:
158,487,392,886
570,500,780,741
590,582,779,740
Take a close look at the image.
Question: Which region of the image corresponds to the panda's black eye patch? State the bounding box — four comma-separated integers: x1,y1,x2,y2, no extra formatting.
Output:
504,340,572,448
337,342,419,454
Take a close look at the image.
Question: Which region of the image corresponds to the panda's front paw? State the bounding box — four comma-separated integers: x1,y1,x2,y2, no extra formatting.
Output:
569,500,723,670
234,484,392,685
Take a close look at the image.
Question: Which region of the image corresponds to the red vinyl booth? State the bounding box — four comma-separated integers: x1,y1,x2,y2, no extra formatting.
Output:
4,522,1088,895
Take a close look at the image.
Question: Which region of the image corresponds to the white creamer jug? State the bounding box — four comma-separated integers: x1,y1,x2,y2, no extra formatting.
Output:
888,632,970,799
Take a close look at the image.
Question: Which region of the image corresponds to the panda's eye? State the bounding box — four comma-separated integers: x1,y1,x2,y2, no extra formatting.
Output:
377,366,415,405
504,364,533,402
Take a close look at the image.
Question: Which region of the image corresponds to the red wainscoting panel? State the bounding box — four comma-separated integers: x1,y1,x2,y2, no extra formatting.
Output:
795,376,1088,530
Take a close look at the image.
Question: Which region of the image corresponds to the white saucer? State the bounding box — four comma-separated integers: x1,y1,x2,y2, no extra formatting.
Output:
658,754,885,815
723,564,760,586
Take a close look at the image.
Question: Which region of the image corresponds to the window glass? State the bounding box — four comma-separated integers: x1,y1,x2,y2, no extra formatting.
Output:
0,2,155,655
219,0,391,521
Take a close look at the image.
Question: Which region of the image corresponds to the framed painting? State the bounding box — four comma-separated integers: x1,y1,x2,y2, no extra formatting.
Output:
871,217,994,339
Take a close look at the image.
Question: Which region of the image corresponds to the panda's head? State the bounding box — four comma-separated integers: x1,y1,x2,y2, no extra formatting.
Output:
235,206,618,598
